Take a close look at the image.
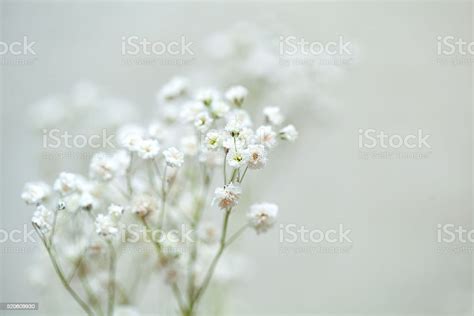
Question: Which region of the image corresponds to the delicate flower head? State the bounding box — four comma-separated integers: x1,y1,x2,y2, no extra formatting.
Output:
212,183,242,209
89,153,117,181
136,139,160,159
180,101,206,123
132,194,157,217
148,122,167,141
180,135,199,156
210,101,230,118
32,205,53,234
247,203,278,234
225,118,244,137
117,124,145,152
255,125,277,149
79,192,98,211
247,144,267,169
54,172,79,196
263,106,284,125
225,85,248,107
227,148,249,169
226,109,252,128
205,130,222,151
21,182,51,205
158,77,188,101
163,147,184,168
108,203,124,222
95,213,119,239
196,88,219,106
194,111,213,133
279,124,298,142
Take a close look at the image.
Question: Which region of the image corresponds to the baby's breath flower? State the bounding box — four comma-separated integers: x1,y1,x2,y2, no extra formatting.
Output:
222,136,245,151
180,101,206,123
199,148,223,167
89,153,117,181
196,88,219,106
157,77,188,101
194,112,213,133
54,172,79,196
255,125,277,149
21,182,51,205
212,183,242,209
247,144,267,169
226,109,252,127
247,202,278,234
132,194,157,217
108,203,124,222
32,205,53,233
112,150,131,176
79,192,98,211
163,147,184,168
205,130,222,150
225,85,248,107
95,213,119,239
210,101,230,118
225,118,244,137
148,122,167,141
117,125,145,152
180,135,199,156
279,124,298,142
136,139,160,160
263,106,284,125
227,148,250,169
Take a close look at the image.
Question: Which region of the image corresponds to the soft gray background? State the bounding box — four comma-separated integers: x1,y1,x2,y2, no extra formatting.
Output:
1,1,472,315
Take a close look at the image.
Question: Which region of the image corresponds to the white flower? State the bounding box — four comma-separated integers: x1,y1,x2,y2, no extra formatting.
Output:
163,147,184,168
54,172,79,196
196,88,219,106
194,112,213,133
247,144,267,169
212,183,241,209
225,85,248,107
132,194,157,217
136,139,160,159
180,101,206,123
255,125,277,149
95,214,119,238
21,182,51,205
247,203,278,234
32,205,53,233
89,153,117,181
148,122,167,141
112,150,131,176
180,135,199,156
117,125,145,152
79,192,98,211
205,130,222,150
238,127,254,145
226,109,252,128
263,106,284,125
199,148,223,167
227,148,249,169
114,305,141,316
225,118,244,137
210,101,230,118
108,203,124,222
279,124,298,142
158,77,188,101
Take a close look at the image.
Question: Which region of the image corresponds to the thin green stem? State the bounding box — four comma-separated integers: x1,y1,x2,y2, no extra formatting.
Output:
107,241,116,316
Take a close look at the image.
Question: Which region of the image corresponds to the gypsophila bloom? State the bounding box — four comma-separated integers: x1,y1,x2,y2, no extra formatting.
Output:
226,109,252,127
95,213,119,239
247,144,267,169
180,101,206,123
117,124,145,152
54,172,79,196
225,118,244,137
205,130,222,150
158,77,188,101
196,88,219,106
227,148,249,169
255,125,277,149
108,203,124,222
212,183,242,209
225,85,248,107
263,106,284,125
132,194,157,217
148,122,167,141
89,153,117,181
163,147,184,168
137,139,160,159
32,205,53,233
112,150,131,176
21,182,51,205
247,203,278,234
79,192,97,211
181,135,199,156
210,101,230,118
194,111,213,133
279,124,298,142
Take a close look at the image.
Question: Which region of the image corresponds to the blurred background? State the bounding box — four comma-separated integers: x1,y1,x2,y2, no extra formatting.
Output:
1,1,473,315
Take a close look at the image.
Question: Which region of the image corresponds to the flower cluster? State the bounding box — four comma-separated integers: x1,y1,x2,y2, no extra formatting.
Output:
21,81,297,316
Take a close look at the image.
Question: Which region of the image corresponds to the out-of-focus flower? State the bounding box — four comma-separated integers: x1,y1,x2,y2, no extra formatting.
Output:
225,85,248,107
108,203,124,222
196,88,219,106
157,77,188,101
210,101,230,118
180,135,199,156
89,153,117,181
32,205,53,233
21,182,51,205
247,202,278,234
163,147,184,168
279,124,298,142
54,172,79,196
132,194,157,217
136,139,160,160
255,125,277,149
212,183,241,209
263,106,284,125
247,144,267,170
117,125,145,152
95,213,119,239
194,112,213,133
